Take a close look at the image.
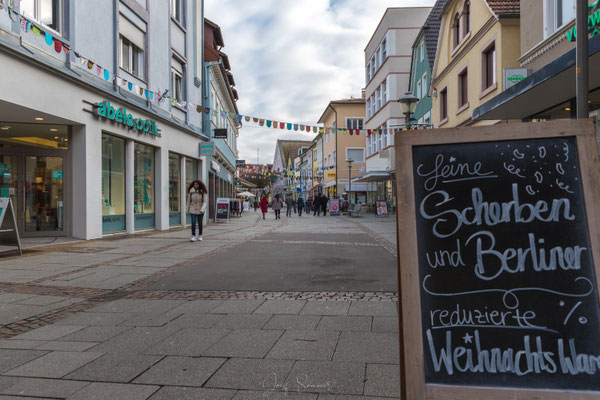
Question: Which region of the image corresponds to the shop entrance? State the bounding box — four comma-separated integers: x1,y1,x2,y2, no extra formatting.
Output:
0,123,69,237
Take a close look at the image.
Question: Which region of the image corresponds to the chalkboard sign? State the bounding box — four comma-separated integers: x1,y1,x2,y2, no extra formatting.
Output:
395,120,600,399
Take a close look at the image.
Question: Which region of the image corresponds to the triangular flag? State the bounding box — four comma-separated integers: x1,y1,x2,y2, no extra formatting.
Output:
238,115,243,122
32,25,41,36
259,119,265,126
204,108,210,114
63,45,70,55
149,92,154,100
294,124,298,131
245,116,250,122
313,126,317,133
196,105,202,113
306,126,310,132
80,56,86,65
300,125,305,130
87,60,94,69
128,82,133,91
319,128,324,134
287,123,292,130
96,65,102,76
367,130,372,136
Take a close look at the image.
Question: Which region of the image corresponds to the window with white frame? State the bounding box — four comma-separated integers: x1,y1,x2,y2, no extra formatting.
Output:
366,64,371,84
366,98,371,119
346,148,365,163
171,0,184,25
370,56,376,78
544,0,575,38
419,40,425,61
20,0,62,33
382,38,387,60
376,46,382,69
382,122,388,148
382,82,387,103
416,80,422,99
119,15,146,79
421,73,428,98
378,126,383,151
367,136,372,156
376,88,382,109
171,58,184,103
370,95,376,116
346,118,364,130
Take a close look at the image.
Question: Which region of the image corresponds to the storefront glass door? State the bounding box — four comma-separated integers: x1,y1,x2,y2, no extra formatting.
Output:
0,156,18,211
24,156,64,234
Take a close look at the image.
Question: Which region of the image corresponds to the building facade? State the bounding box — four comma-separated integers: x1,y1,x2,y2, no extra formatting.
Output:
431,0,521,128
317,98,368,202
409,0,448,126
358,7,430,205
203,18,239,222
271,140,311,196
0,0,209,240
472,0,600,123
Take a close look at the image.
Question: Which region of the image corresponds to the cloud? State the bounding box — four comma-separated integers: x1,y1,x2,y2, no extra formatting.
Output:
205,0,434,164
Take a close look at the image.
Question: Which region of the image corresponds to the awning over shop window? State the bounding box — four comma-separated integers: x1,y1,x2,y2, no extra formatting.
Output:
351,170,393,183
472,34,600,121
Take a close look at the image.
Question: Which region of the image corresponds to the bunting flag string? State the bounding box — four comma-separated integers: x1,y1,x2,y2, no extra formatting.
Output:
9,5,431,136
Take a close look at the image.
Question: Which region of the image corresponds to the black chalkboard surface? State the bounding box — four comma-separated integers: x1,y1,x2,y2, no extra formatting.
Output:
412,137,600,391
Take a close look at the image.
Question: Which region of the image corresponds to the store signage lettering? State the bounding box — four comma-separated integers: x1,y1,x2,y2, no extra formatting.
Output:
94,101,161,137
200,142,216,156
567,2,600,42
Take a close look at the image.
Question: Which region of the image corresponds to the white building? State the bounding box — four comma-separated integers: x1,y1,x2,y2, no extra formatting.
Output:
0,0,209,239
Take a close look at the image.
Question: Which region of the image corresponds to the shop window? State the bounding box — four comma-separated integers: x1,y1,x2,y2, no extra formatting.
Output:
458,68,468,108
452,13,461,48
171,58,184,103
171,0,184,25
102,134,126,233
134,143,154,229
21,0,62,33
169,153,180,226
482,42,496,90
440,87,448,121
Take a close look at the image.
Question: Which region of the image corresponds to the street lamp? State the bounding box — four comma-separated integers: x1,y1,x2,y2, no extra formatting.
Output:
346,159,353,206
397,92,419,129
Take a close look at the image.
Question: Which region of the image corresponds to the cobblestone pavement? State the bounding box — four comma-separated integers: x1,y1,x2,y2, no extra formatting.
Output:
0,211,400,399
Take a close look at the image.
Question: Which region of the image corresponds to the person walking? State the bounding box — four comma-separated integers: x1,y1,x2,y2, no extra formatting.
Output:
272,194,283,219
253,199,258,212
306,197,312,214
285,196,293,217
186,179,207,242
259,194,269,219
297,196,305,217
312,194,319,216
322,195,329,216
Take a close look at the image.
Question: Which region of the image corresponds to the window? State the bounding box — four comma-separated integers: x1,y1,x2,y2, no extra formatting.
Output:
422,74,428,98
382,82,387,103
424,111,432,126
483,43,496,90
366,64,371,84
440,87,448,121
367,136,372,156
120,36,144,78
20,0,61,32
102,134,125,233
416,80,422,99
458,68,468,107
370,56,376,78
346,148,365,163
544,0,575,37
419,41,425,61
171,58,184,102
463,1,471,36
134,143,155,229
347,118,364,130
376,88,382,109
382,123,388,148
453,13,461,48
382,38,387,60
171,0,184,24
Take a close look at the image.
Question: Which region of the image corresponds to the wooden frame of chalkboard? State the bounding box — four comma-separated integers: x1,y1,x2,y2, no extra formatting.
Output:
394,119,600,400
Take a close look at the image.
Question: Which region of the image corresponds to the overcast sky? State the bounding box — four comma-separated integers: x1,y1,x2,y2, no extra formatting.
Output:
205,0,435,165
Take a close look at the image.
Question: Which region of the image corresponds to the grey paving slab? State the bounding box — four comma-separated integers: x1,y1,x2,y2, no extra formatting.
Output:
348,302,397,317
54,312,134,326
209,300,265,314
232,391,317,399
266,330,340,361
110,257,182,268
0,350,47,374
11,325,85,341
253,300,307,315
1,378,89,398
168,300,223,314
168,313,225,329
87,326,182,354
58,325,132,342
333,332,399,364
205,358,295,391
0,377,19,392
364,364,400,398
300,302,350,316
371,317,398,333
34,341,99,352
317,395,392,400
0,294,37,304
263,315,321,331
118,312,182,327
65,353,163,383
148,387,236,400
0,340,48,350
0,395,54,400
144,328,230,357
204,329,283,358
16,295,71,306
213,314,271,330
4,351,103,378
316,316,372,332
66,382,160,400
133,356,225,387
283,361,365,395
0,304,48,325
89,299,185,314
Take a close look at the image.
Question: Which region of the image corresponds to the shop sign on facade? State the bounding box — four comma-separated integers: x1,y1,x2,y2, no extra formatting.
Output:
504,68,528,90
327,172,336,178
211,160,221,173
94,101,161,137
200,141,216,156
567,2,600,42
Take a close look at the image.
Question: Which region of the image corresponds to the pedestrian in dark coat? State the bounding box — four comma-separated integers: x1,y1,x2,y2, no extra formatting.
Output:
313,194,321,216
272,195,284,219
297,197,305,217
259,195,269,219
322,195,329,216
306,197,312,214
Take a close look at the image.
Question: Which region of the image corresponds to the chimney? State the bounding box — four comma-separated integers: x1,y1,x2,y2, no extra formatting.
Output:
361,89,366,99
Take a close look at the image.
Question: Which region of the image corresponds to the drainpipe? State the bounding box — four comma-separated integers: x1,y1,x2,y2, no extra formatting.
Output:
327,103,338,197
576,0,589,119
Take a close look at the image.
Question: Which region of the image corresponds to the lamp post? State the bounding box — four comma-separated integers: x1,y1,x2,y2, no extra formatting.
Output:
397,92,420,129
346,159,353,206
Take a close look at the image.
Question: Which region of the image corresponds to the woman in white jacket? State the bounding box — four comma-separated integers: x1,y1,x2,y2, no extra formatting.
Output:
186,180,208,241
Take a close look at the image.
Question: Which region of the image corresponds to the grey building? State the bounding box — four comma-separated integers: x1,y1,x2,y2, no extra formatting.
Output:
0,0,220,239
